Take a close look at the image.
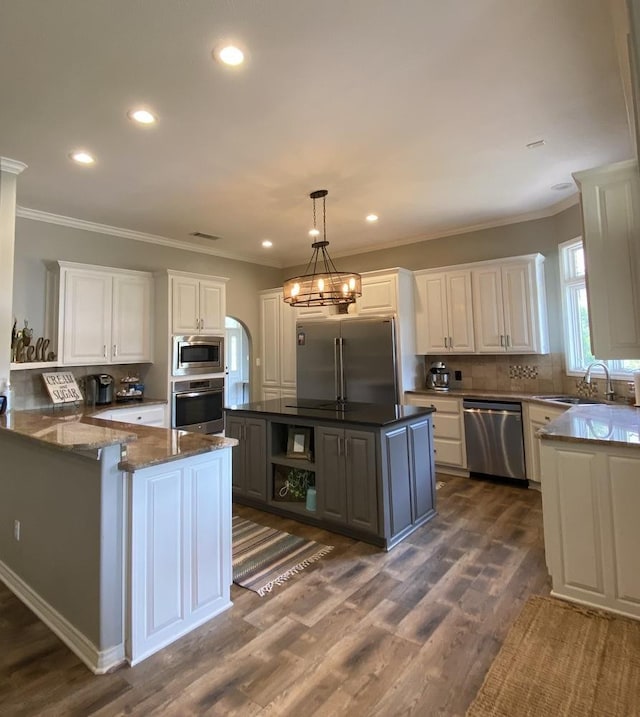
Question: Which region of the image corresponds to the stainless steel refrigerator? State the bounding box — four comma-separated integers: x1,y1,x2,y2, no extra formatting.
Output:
296,317,398,404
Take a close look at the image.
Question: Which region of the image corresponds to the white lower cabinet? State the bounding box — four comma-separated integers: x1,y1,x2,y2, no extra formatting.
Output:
404,393,466,470
540,440,640,620
524,402,568,484
94,404,167,427
127,450,232,664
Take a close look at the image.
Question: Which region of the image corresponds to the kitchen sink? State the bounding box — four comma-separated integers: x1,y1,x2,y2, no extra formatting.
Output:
532,395,602,405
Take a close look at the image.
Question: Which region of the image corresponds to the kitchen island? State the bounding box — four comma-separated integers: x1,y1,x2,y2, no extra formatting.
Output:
0,408,237,673
226,398,436,550
538,404,640,620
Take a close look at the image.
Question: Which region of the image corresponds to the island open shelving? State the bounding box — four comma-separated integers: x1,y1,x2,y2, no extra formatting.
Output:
226,398,437,550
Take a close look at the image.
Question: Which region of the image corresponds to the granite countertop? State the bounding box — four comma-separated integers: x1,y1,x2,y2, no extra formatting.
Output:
1,401,237,470
538,404,640,449
84,417,237,471
405,387,620,409
0,411,138,451
226,397,435,426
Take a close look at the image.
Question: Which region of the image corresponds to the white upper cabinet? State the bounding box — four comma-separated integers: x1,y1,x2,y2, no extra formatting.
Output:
112,274,153,363
170,274,226,335
356,272,398,314
573,160,640,359
415,270,474,353
472,255,548,354
58,263,153,365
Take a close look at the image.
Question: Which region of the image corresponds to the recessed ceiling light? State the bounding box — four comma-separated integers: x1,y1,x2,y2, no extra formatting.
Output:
262,240,273,248
69,150,95,165
309,228,320,237
366,214,379,222
526,139,546,149
215,44,245,66
128,108,157,125
551,182,573,191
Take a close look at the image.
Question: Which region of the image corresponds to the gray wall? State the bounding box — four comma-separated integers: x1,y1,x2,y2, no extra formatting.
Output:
13,204,583,374
0,436,123,653
12,216,282,367
281,204,583,353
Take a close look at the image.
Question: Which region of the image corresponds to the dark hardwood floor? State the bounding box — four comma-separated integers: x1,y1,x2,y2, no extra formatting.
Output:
0,475,550,717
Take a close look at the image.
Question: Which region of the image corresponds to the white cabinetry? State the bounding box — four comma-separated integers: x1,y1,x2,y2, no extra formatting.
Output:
471,255,548,354
404,393,466,471
524,402,568,485
356,271,398,315
127,449,232,664
95,404,167,428
414,270,474,353
573,160,640,359
57,262,153,365
260,289,296,401
540,439,640,620
171,274,226,335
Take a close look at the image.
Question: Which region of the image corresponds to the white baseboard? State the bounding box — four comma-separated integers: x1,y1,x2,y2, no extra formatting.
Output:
0,560,125,674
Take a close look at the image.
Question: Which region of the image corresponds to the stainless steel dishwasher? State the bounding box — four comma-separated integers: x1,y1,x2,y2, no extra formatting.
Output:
462,399,526,481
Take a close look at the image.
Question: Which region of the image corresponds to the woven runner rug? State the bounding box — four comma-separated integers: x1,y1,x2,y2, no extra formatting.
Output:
466,595,640,717
232,516,333,596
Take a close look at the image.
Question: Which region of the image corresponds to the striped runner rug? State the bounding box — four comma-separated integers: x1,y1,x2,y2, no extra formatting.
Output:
232,516,333,596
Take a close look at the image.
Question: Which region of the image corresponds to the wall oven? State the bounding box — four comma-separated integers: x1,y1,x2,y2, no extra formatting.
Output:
173,335,224,376
172,377,225,434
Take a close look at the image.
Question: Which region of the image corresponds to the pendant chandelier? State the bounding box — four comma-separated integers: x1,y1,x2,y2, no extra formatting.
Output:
283,189,362,307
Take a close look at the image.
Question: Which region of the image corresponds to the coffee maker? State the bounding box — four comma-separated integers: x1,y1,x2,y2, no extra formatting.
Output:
426,361,450,392
85,374,114,405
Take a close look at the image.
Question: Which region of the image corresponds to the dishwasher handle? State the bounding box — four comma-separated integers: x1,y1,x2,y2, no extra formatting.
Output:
462,399,522,414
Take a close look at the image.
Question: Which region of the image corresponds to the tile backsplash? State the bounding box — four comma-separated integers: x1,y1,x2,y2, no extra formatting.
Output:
10,364,151,410
423,353,633,402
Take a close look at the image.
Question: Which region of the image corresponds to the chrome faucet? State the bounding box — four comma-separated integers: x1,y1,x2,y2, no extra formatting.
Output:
583,362,615,401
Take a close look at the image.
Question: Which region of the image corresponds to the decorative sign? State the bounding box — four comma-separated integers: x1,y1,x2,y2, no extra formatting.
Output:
41,372,83,404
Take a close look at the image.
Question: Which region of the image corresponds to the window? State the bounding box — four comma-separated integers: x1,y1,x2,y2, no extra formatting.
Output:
560,238,640,377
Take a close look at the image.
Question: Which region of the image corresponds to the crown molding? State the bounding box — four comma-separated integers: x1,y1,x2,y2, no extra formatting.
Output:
0,157,28,175
329,193,581,261
15,206,282,268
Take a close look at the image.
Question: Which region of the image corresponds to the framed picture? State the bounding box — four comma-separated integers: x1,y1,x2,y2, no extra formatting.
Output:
286,426,312,460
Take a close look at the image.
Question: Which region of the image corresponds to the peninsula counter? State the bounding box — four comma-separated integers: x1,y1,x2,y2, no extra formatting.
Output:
226,398,436,550
0,409,237,673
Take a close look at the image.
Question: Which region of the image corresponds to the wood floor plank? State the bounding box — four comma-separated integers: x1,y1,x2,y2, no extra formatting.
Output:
0,474,552,716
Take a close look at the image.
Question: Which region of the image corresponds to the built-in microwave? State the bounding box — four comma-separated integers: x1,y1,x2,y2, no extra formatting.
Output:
173,335,224,376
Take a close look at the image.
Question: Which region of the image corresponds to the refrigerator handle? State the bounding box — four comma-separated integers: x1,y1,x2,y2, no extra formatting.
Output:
334,337,340,400
338,337,345,400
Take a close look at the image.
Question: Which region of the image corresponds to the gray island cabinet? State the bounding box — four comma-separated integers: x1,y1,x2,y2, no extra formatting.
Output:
225,398,436,549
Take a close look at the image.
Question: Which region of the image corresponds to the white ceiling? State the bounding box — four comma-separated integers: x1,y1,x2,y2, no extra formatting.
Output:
0,0,632,268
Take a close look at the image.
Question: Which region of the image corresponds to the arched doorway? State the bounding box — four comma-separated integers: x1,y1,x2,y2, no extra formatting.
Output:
225,316,250,406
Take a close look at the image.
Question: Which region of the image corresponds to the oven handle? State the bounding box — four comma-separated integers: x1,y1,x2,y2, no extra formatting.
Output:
173,389,223,398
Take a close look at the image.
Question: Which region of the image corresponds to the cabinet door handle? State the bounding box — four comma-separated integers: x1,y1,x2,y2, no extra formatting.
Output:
344,437,349,458
196,318,199,330
444,336,448,348
500,335,505,347
449,336,453,348
103,344,107,357
113,344,117,357
506,334,510,348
